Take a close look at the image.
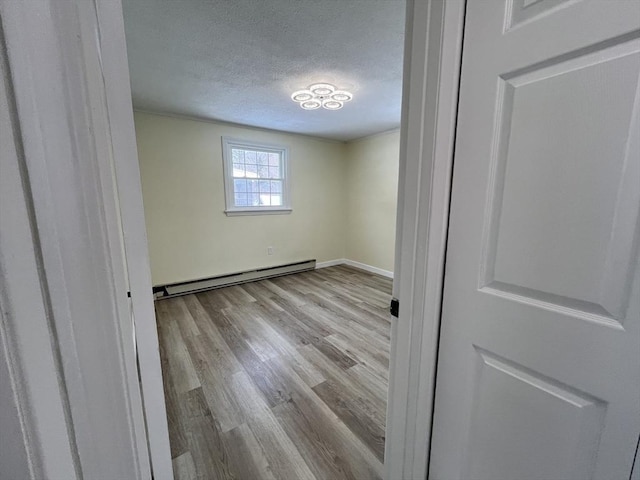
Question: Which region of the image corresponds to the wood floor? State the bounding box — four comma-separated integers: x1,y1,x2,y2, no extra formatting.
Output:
156,265,392,480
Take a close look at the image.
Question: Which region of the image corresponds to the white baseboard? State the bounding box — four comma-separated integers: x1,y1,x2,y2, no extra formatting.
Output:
343,259,394,279
315,258,394,279
315,259,345,269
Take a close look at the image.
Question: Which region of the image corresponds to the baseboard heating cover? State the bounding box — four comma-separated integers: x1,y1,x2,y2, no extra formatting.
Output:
154,259,316,299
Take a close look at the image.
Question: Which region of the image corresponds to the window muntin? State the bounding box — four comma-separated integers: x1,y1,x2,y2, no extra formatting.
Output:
222,137,291,215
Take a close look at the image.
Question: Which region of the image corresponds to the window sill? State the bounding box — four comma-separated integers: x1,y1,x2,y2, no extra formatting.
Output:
224,208,293,217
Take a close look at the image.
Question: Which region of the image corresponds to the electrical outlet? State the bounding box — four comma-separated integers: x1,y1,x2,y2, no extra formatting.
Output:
267,246,274,255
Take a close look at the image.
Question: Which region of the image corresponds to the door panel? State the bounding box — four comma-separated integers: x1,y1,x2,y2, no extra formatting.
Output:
484,42,639,324
465,348,606,480
430,1,640,479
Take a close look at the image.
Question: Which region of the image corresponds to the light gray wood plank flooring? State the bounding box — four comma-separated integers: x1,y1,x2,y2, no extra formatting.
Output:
156,265,392,480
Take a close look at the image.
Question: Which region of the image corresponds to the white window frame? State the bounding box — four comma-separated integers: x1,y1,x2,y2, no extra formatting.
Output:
221,137,292,216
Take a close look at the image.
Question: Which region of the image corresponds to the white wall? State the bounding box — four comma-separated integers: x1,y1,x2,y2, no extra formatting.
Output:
135,112,347,286
345,130,400,273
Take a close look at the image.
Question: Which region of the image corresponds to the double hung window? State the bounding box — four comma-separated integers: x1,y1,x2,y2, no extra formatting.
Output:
221,137,291,216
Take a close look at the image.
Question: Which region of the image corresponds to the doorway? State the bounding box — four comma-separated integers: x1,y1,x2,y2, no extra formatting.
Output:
120,1,406,478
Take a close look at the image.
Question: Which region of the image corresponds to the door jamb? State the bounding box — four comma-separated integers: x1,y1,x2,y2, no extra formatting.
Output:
0,0,161,477
385,1,466,478
93,2,174,478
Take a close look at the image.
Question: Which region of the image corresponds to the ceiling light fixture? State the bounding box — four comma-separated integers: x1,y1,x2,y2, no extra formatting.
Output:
309,83,335,96
291,82,353,111
300,99,322,110
291,91,313,102
322,99,343,110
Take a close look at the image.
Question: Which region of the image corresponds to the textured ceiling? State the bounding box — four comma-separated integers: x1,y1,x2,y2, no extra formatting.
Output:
122,0,406,141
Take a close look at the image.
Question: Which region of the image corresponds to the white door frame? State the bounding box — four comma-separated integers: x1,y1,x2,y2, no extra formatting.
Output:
91,0,470,477
1,22,79,479
1,0,171,478
93,2,174,478
385,1,466,478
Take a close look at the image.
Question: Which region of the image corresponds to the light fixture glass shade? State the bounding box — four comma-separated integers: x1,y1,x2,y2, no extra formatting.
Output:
309,83,336,96
322,99,343,110
330,90,353,102
291,90,313,102
292,83,352,111
301,99,321,110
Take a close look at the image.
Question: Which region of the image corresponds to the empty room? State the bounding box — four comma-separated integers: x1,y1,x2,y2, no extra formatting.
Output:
122,0,405,478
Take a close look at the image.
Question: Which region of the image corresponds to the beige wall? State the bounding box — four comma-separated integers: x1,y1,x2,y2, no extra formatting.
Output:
134,112,399,285
134,112,347,285
344,130,400,273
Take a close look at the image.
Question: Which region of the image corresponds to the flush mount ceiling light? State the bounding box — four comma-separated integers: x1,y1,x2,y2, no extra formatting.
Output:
309,83,335,96
291,91,314,102
291,82,353,111
322,99,343,110
300,99,322,110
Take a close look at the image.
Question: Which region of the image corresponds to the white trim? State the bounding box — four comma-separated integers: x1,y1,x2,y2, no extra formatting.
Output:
315,259,394,279
343,259,394,279
0,0,160,477
93,1,173,478
0,28,78,478
315,259,346,269
225,208,292,216
385,1,466,479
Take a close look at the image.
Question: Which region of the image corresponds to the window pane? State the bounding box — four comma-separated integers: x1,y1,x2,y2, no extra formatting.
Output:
259,180,270,193
268,153,280,167
234,193,248,207
257,152,269,165
249,193,260,206
247,179,258,193
268,166,280,178
245,150,256,164
270,180,282,193
259,194,271,206
232,163,245,177
245,163,258,177
234,179,247,192
270,194,282,206
258,165,269,178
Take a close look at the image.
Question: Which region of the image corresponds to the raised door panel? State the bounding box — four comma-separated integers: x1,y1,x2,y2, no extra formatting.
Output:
506,0,576,31
480,40,640,325
463,348,606,480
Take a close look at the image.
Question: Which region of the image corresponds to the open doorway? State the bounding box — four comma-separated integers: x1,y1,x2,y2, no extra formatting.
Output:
121,1,406,478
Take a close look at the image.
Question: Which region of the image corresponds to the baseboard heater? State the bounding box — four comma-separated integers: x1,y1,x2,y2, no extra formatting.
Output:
153,259,316,299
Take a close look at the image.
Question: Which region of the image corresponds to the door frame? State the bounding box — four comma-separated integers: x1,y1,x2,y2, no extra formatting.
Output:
93,2,174,478
92,0,469,477
385,0,466,478
0,0,165,477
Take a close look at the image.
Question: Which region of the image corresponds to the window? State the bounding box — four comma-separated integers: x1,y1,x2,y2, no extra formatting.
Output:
221,137,291,216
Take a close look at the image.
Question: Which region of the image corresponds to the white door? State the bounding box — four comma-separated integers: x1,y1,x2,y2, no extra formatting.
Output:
430,1,640,479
